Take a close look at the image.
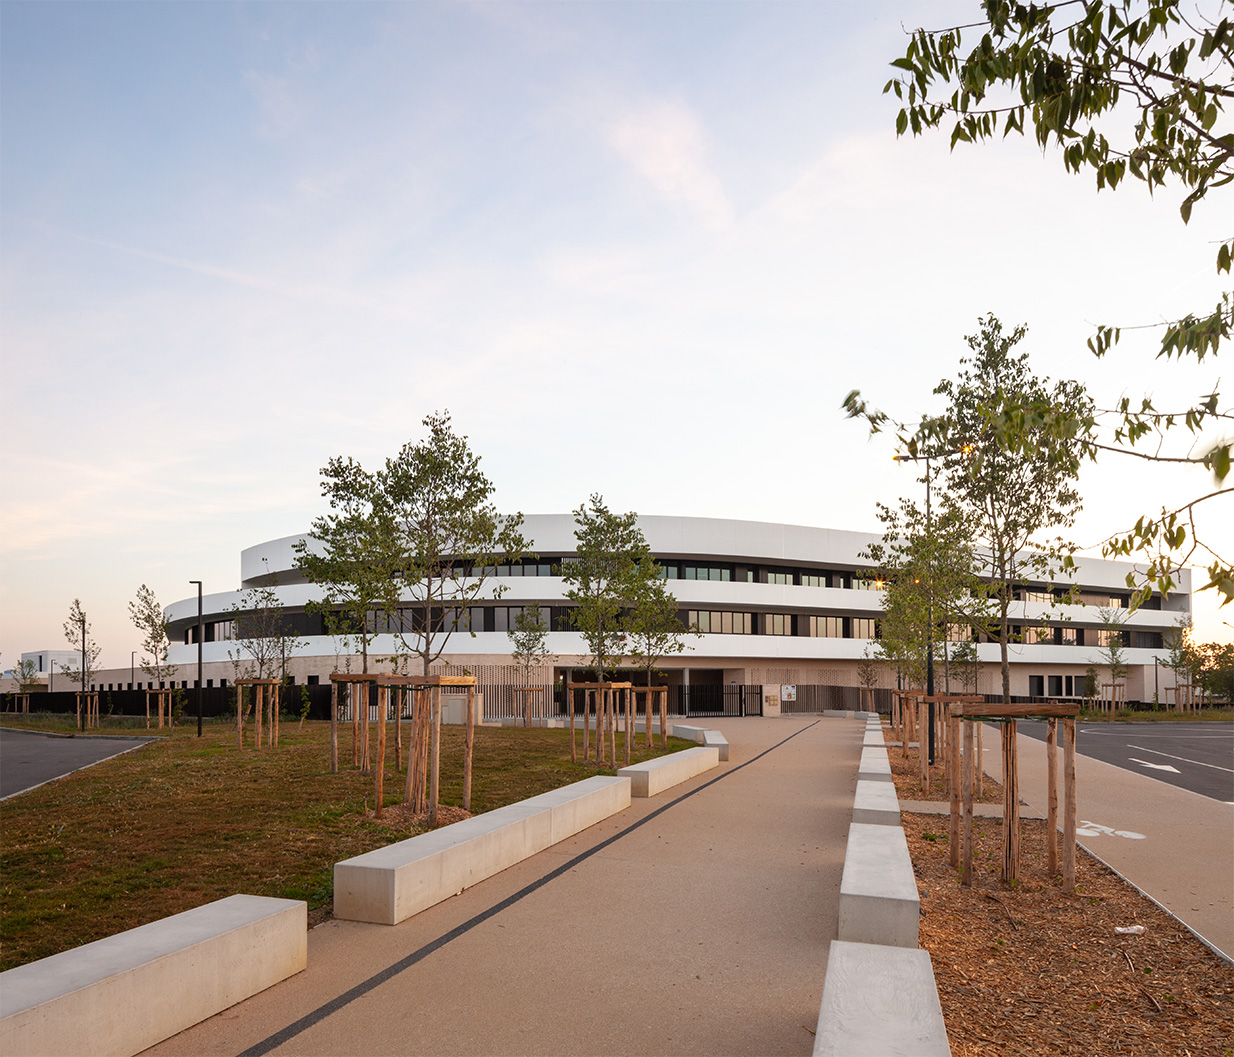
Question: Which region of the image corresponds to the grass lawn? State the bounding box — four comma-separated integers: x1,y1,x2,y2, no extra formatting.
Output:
1079,707,1233,722
0,717,689,971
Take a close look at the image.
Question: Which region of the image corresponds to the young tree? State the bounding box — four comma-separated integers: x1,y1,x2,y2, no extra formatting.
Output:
863,495,990,696
881,0,1232,602
128,584,177,688
295,457,397,676
854,318,1088,704
60,599,102,691
856,645,881,710
563,495,650,761
227,569,305,682
13,658,41,693
507,602,556,687
382,411,529,676
625,557,695,690
950,638,982,695
1097,605,1131,687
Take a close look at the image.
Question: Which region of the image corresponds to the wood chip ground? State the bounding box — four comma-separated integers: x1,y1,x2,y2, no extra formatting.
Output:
885,727,1234,1055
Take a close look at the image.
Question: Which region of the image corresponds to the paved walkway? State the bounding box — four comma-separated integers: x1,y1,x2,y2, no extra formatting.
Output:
144,716,863,1057
983,724,1234,961
0,726,155,799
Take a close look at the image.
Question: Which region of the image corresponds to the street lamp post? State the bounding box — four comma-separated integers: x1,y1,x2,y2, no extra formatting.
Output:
189,581,203,737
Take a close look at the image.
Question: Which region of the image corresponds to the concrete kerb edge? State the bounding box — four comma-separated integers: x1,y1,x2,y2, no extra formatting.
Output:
819,713,952,1054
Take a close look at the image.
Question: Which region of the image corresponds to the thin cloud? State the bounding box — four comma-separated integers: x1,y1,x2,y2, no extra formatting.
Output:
607,99,733,232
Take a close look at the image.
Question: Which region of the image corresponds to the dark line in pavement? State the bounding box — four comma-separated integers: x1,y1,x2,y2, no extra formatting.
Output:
239,720,822,1057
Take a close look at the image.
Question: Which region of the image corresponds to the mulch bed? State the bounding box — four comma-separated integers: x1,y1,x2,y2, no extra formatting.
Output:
876,724,1234,1054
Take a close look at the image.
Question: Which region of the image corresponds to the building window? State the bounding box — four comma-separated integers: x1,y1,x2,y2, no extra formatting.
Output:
688,610,753,634
851,578,881,592
1022,589,1054,604
764,613,793,635
850,618,876,639
1058,626,1077,645
1132,631,1164,649
1048,675,1064,696
806,616,844,638
800,573,828,588
682,565,732,582
1029,675,1045,697
766,571,794,586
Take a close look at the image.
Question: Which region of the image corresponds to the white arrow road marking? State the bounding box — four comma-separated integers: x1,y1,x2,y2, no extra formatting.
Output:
1129,757,1182,773
1075,820,1147,839
1127,744,1234,773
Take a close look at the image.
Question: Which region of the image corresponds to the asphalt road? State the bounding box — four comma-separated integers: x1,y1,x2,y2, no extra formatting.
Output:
0,727,155,798
1017,721,1234,803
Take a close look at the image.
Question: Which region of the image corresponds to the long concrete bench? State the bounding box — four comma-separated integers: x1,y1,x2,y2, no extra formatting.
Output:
813,940,951,1057
852,780,901,826
857,745,893,784
862,729,885,747
669,724,729,762
0,894,306,1057
617,745,719,797
334,775,630,925
838,823,920,948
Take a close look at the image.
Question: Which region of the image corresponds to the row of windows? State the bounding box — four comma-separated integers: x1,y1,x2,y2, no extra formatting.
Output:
182,605,1167,649
688,611,880,639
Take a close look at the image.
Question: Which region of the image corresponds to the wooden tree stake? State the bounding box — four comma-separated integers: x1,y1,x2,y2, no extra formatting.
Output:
976,721,984,796
428,685,441,828
949,715,961,868
1046,718,1058,874
568,685,577,763
330,681,339,774
351,683,359,767
962,719,974,886
463,685,475,812
374,685,387,819
1001,720,1020,883
1063,718,1077,894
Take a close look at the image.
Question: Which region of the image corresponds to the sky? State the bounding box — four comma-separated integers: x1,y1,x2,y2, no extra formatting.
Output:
1,0,1230,669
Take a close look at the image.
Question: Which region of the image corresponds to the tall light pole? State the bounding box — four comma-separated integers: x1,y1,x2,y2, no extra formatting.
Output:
189,581,203,737
893,452,936,765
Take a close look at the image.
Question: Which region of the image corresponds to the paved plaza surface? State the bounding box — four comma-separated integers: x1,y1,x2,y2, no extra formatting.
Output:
143,717,861,1057
0,726,155,799
984,723,1234,961
1017,720,1234,802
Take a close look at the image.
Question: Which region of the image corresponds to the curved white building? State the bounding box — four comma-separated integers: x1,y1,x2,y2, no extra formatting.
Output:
142,514,1189,708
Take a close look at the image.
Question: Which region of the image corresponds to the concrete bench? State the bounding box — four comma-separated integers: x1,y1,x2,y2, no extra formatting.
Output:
838,823,920,948
669,725,729,762
813,940,951,1057
334,775,630,925
862,729,885,747
857,745,893,784
618,746,719,798
0,894,305,1057
852,780,901,826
